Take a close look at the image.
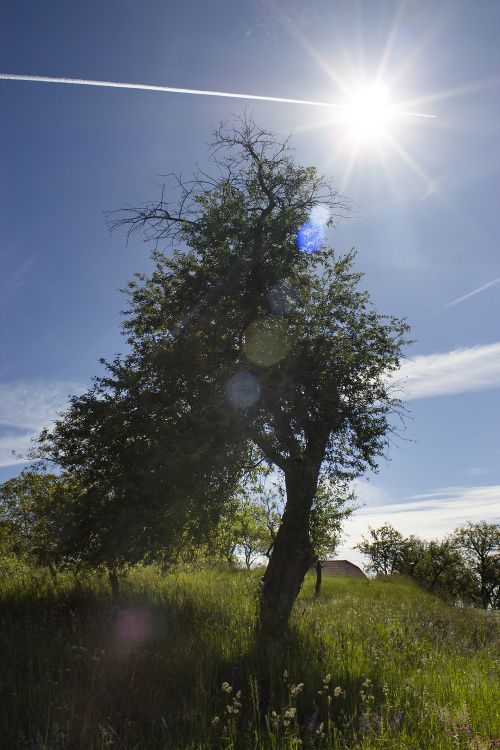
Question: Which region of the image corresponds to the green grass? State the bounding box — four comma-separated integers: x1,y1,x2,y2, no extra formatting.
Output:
1,564,499,749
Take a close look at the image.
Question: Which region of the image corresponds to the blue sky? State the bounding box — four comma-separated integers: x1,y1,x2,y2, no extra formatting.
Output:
1,0,498,567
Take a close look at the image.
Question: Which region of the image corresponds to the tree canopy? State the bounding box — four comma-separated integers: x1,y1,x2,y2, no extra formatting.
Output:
37,114,411,624
357,521,500,608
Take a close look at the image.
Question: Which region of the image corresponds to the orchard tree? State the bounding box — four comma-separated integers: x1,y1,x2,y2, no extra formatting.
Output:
0,469,80,575
38,115,411,625
356,523,405,576
455,522,500,609
356,523,486,606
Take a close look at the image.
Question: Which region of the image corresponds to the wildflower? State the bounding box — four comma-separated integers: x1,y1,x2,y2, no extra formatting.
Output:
212,717,219,725
324,674,331,683
221,682,232,693
334,686,342,697
283,670,288,681
236,691,241,700
291,683,304,697
285,708,297,719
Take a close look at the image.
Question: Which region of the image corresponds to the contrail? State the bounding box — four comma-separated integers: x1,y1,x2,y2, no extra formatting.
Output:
439,277,500,311
0,73,436,118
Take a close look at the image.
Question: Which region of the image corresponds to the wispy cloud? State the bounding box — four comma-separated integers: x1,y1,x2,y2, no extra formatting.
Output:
0,255,37,306
337,483,500,569
419,178,443,200
438,277,500,311
389,342,500,399
0,380,86,467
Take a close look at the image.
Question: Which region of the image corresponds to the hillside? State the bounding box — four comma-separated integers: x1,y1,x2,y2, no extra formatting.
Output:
1,565,498,748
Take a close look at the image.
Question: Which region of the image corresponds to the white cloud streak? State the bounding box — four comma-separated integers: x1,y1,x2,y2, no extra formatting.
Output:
389,342,500,399
0,74,436,117
0,380,85,467
439,277,500,311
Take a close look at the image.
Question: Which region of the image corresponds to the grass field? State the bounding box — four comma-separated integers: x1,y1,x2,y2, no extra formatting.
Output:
1,563,499,749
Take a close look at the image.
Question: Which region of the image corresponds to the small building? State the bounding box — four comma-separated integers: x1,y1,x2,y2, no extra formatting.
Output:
313,559,368,579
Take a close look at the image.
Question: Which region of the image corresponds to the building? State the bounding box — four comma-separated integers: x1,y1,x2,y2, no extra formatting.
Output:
313,559,368,579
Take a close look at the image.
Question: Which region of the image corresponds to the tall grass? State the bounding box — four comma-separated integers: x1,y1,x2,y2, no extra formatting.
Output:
1,564,498,748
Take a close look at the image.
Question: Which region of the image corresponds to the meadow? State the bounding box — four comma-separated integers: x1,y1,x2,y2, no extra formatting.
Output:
1,563,499,749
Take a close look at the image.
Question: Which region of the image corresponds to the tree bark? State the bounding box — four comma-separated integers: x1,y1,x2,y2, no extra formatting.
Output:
109,569,120,601
258,462,317,628
314,560,322,597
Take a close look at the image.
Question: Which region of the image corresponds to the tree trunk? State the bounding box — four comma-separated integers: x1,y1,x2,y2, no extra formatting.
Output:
109,569,120,601
259,463,317,628
314,560,322,597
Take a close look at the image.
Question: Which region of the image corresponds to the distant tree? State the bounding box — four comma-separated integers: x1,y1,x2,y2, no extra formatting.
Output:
413,537,465,597
356,523,405,576
397,534,468,600
0,467,173,597
229,475,357,580
0,469,79,576
454,522,500,609
356,522,498,607
37,115,410,625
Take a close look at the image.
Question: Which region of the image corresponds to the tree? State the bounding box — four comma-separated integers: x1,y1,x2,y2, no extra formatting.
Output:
413,537,465,597
356,523,488,606
356,523,405,576
0,469,80,575
454,522,500,609
37,115,410,625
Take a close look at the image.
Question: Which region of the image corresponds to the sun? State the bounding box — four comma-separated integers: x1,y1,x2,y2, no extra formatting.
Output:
342,82,394,141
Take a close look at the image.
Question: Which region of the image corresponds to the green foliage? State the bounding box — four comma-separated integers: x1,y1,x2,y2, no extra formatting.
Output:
196,470,357,570
1,565,499,748
35,115,411,619
308,479,357,564
455,521,500,609
355,523,405,576
0,469,81,573
357,521,500,608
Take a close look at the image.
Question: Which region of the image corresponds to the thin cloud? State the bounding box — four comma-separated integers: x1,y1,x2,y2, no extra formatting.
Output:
439,277,500,311
389,342,500,399
0,379,85,467
419,178,443,200
0,254,37,306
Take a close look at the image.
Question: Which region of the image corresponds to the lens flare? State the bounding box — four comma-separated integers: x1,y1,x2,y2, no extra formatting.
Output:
114,607,152,644
244,319,290,367
225,372,261,408
296,203,330,254
309,204,330,227
297,221,323,254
